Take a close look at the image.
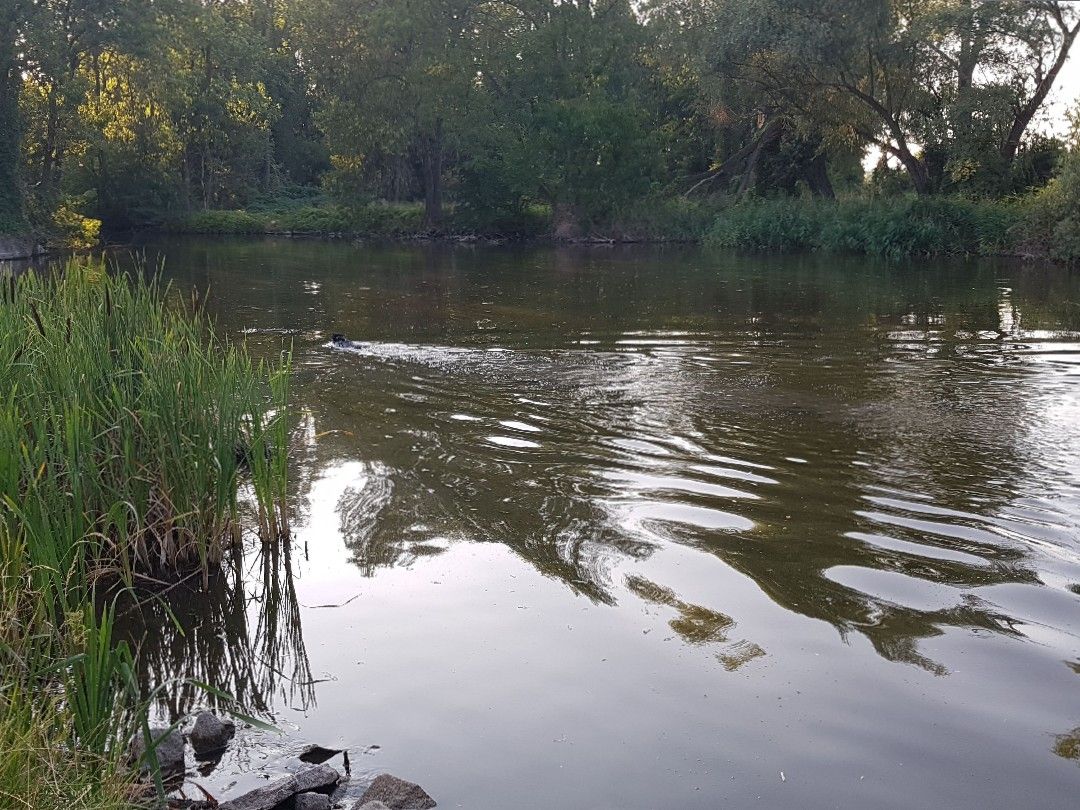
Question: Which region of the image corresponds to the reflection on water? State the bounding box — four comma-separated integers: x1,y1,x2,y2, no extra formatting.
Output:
129,239,1080,809
120,541,314,722
626,575,766,671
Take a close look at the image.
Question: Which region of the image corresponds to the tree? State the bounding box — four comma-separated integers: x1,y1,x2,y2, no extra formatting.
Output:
464,0,664,234
300,0,484,226
0,0,25,232
695,0,1080,195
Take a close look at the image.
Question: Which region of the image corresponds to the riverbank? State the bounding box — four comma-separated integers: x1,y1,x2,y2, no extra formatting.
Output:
166,192,1074,263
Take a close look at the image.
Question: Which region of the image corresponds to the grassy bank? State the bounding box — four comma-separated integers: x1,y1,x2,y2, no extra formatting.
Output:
704,196,1017,259
169,190,1076,263
0,260,290,806
174,199,553,241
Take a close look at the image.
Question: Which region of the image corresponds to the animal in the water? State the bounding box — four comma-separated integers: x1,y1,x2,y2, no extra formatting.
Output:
331,333,348,346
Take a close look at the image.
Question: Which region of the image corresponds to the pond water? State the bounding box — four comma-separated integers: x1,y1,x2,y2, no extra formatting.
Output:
130,238,1080,808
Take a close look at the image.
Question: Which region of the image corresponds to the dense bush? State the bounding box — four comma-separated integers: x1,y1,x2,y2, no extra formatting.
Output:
181,209,268,234
1017,149,1080,264
606,197,716,242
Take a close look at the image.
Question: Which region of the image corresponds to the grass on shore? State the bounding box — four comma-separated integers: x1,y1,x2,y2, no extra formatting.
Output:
0,259,291,807
170,193,1039,259
178,202,426,237
705,196,1017,259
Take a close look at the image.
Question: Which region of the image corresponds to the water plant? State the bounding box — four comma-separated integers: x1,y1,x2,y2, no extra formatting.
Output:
0,259,291,593
0,257,292,807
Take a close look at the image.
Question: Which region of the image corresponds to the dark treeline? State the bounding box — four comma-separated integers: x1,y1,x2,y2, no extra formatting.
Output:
2,0,1079,252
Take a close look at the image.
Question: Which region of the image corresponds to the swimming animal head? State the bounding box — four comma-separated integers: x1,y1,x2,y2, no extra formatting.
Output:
331,333,347,345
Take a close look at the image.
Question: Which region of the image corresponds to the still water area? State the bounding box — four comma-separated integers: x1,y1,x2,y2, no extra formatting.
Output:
125,238,1080,808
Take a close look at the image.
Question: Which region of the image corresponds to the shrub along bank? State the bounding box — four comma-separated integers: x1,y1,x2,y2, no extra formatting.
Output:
170,188,1076,263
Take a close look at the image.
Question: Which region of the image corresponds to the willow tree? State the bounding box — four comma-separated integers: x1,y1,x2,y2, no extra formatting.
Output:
697,0,1080,195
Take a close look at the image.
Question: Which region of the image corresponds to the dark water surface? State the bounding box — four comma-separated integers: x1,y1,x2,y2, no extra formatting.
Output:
132,238,1080,808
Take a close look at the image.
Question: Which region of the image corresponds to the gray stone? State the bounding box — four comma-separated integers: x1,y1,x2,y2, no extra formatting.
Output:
0,236,43,261
294,793,331,810
294,763,340,793
130,726,185,775
189,711,235,755
218,775,298,810
357,774,436,809
215,764,339,810
298,744,341,764
357,803,391,810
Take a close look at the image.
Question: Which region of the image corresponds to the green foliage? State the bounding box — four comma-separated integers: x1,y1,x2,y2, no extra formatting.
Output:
62,603,137,757
300,0,479,224
181,209,269,234
175,201,426,236
0,27,25,235
706,196,1016,259
607,197,716,242
51,195,103,248
0,685,133,809
1018,149,1080,264
682,0,1079,197
4,0,1077,248
459,0,663,232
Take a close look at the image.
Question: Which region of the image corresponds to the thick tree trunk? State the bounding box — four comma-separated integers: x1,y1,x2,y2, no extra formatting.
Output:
889,142,932,196
800,152,835,199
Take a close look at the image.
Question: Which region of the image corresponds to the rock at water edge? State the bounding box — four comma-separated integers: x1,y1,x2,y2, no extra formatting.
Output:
294,792,331,810
218,775,298,810
189,711,235,755
357,774,437,809
294,763,341,793
130,727,185,775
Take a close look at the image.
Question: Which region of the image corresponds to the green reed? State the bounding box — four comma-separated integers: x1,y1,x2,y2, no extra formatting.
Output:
0,257,291,806
0,258,291,598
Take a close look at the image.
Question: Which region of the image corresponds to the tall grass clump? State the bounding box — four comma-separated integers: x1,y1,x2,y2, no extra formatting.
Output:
0,259,291,595
706,196,1016,259
0,257,291,806
0,532,140,807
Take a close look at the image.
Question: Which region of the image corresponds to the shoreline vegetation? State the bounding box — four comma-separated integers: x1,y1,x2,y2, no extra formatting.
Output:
0,260,290,807
165,185,1076,263
5,1,1080,267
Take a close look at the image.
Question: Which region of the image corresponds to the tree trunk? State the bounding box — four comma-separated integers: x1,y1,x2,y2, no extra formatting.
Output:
889,141,932,196
421,121,444,228
1001,20,1080,168
800,152,835,199
551,201,580,241
40,87,61,190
